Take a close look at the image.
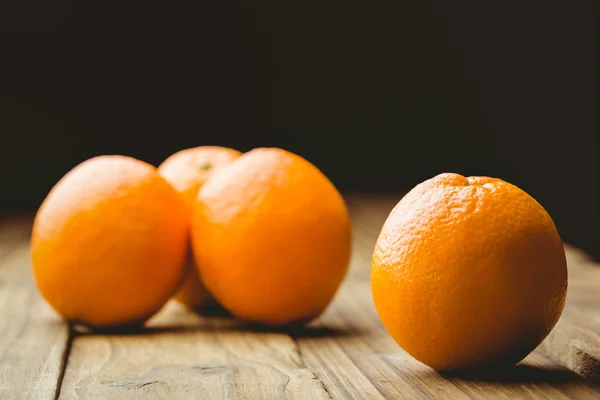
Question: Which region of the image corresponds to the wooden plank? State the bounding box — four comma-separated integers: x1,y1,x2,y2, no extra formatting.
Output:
296,282,600,399
8,195,598,398
0,218,71,399
538,245,600,384
59,305,330,399
0,216,32,260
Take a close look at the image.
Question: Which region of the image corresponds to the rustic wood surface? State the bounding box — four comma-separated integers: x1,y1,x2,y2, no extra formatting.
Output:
1,195,600,399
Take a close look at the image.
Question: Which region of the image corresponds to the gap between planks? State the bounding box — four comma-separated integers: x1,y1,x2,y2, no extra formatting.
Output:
54,327,75,400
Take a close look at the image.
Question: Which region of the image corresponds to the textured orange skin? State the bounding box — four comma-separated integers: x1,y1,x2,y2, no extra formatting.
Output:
191,148,352,325
371,173,568,371
31,156,188,328
158,146,241,310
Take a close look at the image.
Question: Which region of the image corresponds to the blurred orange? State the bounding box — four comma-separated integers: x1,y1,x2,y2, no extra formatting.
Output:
158,146,242,311
31,155,188,328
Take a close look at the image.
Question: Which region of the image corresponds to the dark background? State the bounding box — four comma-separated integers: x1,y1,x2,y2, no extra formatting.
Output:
0,2,597,256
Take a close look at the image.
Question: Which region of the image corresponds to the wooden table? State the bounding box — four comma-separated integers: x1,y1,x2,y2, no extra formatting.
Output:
1,195,599,399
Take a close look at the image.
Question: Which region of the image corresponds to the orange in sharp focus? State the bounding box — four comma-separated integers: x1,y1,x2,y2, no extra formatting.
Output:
371,172,568,370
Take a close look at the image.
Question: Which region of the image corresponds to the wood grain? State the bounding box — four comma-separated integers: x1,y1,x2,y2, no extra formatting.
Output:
0,218,71,400
538,245,600,384
59,305,330,399
3,195,600,399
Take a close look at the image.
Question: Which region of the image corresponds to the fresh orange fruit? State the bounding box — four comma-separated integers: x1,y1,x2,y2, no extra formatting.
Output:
158,146,242,311
158,146,242,214
31,155,188,328
371,173,568,370
191,148,352,325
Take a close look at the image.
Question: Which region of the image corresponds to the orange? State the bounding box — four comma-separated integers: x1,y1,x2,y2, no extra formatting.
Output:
158,146,242,311
371,173,568,370
191,148,352,325
31,155,188,328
